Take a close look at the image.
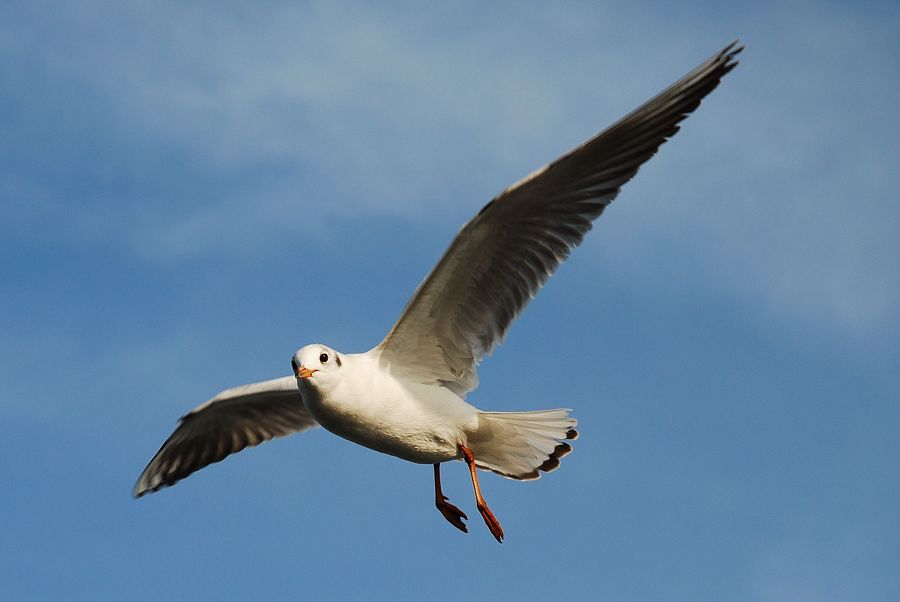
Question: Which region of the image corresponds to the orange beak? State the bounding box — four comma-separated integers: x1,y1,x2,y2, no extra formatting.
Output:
294,365,317,379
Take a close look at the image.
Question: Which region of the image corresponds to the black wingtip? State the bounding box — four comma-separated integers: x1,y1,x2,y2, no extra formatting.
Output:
720,40,745,67
132,479,151,499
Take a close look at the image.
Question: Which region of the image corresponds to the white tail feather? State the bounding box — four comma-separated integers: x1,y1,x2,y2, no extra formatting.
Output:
467,409,578,480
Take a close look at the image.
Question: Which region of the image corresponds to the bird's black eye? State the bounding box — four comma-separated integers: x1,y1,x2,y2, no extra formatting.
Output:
319,352,329,364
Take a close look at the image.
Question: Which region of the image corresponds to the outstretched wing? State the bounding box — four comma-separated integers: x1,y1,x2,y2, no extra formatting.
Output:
377,42,742,396
133,376,317,497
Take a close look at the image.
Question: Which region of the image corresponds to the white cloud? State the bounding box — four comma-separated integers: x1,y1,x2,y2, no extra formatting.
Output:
592,7,900,336
2,2,897,336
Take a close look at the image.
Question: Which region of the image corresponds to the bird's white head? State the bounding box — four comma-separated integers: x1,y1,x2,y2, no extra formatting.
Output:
291,344,343,390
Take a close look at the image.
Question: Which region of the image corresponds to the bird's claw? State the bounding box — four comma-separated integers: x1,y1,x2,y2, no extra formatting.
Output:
436,495,468,533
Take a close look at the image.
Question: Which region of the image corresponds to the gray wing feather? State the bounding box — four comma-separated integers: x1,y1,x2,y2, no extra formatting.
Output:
377,42,742,396
133,376,317,497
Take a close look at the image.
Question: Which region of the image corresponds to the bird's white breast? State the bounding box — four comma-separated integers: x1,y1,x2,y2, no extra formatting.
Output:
300,351,479,464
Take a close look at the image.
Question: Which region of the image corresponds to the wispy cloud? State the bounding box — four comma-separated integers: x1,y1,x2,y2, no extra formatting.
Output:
2,2,897,335
593,6,900,336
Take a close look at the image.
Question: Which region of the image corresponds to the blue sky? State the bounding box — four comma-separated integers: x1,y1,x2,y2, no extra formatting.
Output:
2,1,898,600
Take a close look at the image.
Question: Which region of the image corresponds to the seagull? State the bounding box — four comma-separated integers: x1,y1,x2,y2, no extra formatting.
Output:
134,42,742,542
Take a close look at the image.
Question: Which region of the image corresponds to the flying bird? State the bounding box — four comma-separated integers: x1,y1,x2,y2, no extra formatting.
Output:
134,42,743,542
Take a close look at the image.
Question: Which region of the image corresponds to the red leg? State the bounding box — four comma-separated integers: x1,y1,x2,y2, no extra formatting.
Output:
459,444,504,543
434,463,468,533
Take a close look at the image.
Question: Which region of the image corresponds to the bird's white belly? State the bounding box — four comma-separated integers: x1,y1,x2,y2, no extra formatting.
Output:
301,374,478,464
